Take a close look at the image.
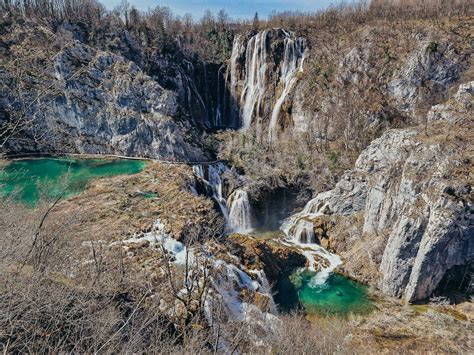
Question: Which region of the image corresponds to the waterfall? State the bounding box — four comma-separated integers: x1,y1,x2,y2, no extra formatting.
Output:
227,189,253,234
228,29,306,135
193,163,229,221
269,32,306,140
192,165,254,234
239,30,269,130
281,198,325,243
229,35,243,127
281,198,341,285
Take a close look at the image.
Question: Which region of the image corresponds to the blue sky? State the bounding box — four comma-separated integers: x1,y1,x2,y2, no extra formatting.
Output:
101,0,346,20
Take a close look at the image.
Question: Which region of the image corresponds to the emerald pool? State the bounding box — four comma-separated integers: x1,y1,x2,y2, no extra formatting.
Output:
277,269,374,317
0,157,146,205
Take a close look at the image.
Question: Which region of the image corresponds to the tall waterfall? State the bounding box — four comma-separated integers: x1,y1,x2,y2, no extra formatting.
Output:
228,29,306,136
229,35,244,127
227,189,253,234
281,198,342,285
239,30,269,130
268,32,306,140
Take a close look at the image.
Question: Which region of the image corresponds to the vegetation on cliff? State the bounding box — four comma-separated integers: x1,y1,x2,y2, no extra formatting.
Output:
0,0,473,353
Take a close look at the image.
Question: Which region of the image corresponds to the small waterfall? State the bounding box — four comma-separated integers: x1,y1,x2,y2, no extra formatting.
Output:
281,198,325,243
269,32,306,140
192,165,255,234
281,198,341,285
227,189,253,234
193,163,229,221
239,30,269,130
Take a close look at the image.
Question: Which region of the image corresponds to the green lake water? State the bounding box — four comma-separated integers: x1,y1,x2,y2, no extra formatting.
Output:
277,269,374,317
0,157,146,205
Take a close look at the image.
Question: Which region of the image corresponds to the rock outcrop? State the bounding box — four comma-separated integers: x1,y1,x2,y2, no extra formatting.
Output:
0,22,211,161
428,81,473,123
225,234,306,284
292,83,473,302
387,40,464,115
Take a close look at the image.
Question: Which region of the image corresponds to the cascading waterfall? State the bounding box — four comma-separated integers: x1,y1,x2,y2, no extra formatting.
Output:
193,163,229,221
227,189,253,234
229,35,243,127
192,164,254,233
239,30,269,130
281,198,342,285
228,29,306,135
268,32,306,140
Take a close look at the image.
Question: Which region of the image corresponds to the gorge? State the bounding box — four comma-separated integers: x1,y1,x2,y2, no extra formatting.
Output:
0,1,472,353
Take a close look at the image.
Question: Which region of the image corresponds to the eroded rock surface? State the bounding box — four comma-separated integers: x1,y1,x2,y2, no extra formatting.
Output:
295,86,473,301
0,23,210,161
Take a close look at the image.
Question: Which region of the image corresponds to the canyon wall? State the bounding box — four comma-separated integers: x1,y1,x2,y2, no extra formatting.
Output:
0,21,215,160
291,82,473,301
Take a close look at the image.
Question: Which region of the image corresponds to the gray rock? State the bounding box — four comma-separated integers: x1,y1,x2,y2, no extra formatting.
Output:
301,98,473,301
427,81,473,123
387,41,463,114
2,41,209,161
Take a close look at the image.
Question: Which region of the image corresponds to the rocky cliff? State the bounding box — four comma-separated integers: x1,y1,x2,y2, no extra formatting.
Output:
223,21,471,145
0,21,212,160
294,82,473,301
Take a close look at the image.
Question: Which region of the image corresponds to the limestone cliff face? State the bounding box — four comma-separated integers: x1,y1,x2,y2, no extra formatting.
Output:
246,25,471,141
297,83,473,301
387,40,464,115
0,22,210,161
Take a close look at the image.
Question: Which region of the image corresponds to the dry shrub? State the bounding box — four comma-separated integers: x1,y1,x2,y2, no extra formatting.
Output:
217,126,358,194
0,195,471,353
0,196,272,353
267,313,358,354
0,197,177,353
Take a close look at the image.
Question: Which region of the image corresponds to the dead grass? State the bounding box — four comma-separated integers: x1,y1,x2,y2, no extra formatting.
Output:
53,161,222,245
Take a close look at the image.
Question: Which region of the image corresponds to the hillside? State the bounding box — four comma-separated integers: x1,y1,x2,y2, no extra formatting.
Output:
0,0,473,353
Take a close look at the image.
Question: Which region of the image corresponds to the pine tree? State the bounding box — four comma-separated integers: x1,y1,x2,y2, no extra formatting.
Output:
252,11,259,31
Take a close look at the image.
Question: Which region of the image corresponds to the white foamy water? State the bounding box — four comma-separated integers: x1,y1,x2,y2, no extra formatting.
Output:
269,31,306,140
239,30,269,130
281,198,342,285
228,30,306,137
227,189,253,234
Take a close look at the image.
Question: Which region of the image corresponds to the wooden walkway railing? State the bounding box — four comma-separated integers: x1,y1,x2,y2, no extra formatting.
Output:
2,152,225,165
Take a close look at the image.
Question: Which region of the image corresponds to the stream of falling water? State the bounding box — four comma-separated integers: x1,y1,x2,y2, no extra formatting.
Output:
229,29,306,136
193,163,229,221
192,164,253,234
268,31,306,141
239,30,269,130
227,189,253,234
281,198,342,285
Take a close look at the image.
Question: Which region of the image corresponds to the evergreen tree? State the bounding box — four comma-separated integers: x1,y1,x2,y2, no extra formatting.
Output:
252,11,260,31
